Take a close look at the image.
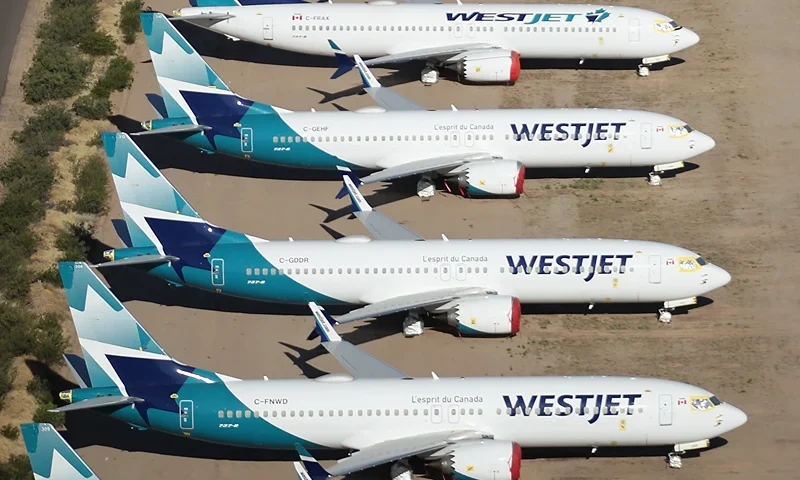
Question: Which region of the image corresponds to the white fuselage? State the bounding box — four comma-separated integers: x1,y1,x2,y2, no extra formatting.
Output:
177,4,700,61
185,375,746,450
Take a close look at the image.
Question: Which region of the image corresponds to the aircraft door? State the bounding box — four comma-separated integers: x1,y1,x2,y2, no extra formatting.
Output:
450,132,460,147
440,264,451,281
452,21,463,38
640,123,652,149
179,400,194,430
262,17,274,40
455,264,466,281
431,405,443,423
447,404,460,424
628,18,640,42
241,127,254,153
211,258,225,287
648,255,661,284
658,394,673,426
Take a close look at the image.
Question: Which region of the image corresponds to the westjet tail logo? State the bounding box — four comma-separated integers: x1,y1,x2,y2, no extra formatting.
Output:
510,122,626,148
503,393,642,424
446,8,610,24
506,254,633,282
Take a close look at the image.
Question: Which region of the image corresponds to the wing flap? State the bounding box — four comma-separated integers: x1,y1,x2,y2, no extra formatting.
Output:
363,44,499,66
336,286,495,324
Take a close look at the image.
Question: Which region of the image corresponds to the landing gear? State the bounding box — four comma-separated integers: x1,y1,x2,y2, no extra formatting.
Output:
390,459,414,480
648,161,685,187
637,64,651,77
421,64,440,86
403,311,425,337
638,55,670,77
416,174,436,199
658,308,673,324
648,172,662,186
667,451,683,469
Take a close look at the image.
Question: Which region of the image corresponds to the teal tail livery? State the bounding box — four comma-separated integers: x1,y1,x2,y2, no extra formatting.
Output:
21,423,99,480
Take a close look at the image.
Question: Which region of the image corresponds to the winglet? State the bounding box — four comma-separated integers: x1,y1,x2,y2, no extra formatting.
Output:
328,39,355,79
336,166,372,211
308,302,342,343
294,443,331,480
353,54,382,89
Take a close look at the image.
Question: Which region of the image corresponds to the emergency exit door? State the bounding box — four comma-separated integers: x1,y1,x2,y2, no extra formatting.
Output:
648,255,661,284
628,18,640,42
658,394,673,426
640,123,652,149
262,17,273,40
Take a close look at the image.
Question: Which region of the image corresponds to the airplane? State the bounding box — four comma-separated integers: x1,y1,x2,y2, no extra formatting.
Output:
135,12,715,199
96,131,730,334
20,422,311,480
50,264,747,478
173,1,700,82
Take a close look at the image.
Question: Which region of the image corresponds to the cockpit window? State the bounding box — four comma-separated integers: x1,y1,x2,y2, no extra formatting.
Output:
691,395,722,411
710,396,722,406
696,256,707,266
669,20,683,31
683,124,694,133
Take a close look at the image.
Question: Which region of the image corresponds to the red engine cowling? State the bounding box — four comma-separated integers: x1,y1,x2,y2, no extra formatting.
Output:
454,50,521,84
438,295,522,336
432,439,522,480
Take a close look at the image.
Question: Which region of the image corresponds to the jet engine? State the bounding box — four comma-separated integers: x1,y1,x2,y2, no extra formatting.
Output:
445,160,525,197
429,439,522,480
435,295,521,336
451,50,521,84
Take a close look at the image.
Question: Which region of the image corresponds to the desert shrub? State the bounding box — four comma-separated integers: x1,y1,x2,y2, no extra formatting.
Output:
74,154,109,214
0,455,31,480
21,43,92,104
87,131,103,147
0,424,20,440
73,94,111,120
30,313,67,366
92,56,134,97
0,231,38,301
36,266,62,286
37,0,98,47
33,402,65,427
0,191,47,237
27,377,55,405
0,303,34,358
56,223,94,261
120,0,145,44
80,30,116,56
12,104,76,157
0,360,14,411
0,153,55,203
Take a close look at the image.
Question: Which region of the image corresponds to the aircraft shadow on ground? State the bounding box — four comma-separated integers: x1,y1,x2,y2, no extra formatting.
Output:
521,297,714,317
524,162,699,181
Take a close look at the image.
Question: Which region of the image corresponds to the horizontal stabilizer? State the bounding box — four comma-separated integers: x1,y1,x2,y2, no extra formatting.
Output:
171,13,236,22
95,254,179,268
50,396,144,413
145,93,168,118
132,124,211,136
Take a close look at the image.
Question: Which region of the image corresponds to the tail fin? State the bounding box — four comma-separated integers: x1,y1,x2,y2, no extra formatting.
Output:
141,12,279,120
188,0,241,5
59,262,235,394
21,423,100,480
328,40,355,79
293,443,331,480
102,132,207,250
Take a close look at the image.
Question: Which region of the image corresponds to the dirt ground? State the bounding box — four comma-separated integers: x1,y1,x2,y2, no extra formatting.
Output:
4,0,798,478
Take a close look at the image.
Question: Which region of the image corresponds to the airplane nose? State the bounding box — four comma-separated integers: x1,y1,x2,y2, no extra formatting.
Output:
692,132,716,155
727,405,748,430
682,28,700,47
716,266,732,288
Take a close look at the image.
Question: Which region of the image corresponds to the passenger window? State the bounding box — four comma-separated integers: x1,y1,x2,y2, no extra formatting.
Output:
218,410,224,418
413,409,418,415
299,410,304,417
478,408,483,415
246,268,252,276
287,136,293,143
245,410,251,418
281,411,287,417
226,410,233,418
235,410,242,418
272,136,278,142
403,409,409,415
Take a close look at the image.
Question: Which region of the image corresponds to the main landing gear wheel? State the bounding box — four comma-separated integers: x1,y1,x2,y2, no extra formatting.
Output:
403,311,424,337
667,452,683,469
417,174,435,199
658,308,673,324
421,65,440,86
390,459,414,480
638,64,651,77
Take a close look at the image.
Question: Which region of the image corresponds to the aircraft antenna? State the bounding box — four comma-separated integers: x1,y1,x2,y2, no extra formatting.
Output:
441,234,449,241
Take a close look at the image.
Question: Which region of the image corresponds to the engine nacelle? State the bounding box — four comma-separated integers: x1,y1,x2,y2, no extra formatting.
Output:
454,50,521,84
446,160,525,197
432,440,521,480
438,295,521,336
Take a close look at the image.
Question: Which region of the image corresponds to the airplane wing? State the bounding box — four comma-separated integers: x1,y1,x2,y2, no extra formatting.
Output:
170,13,236,22
364,43,501,67
49,395,144,413
309,302,408,379
336,167,423,241
295,431,490,479
132,124,211,136
95,254,180,268
360,152,494,185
